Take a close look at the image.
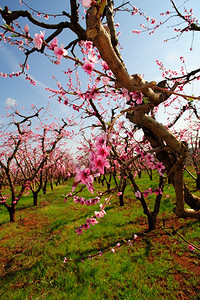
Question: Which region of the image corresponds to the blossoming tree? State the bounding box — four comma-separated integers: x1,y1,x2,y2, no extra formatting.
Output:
0,0,200,228
0,108,42,221
14,118,74,206
0,107,74,220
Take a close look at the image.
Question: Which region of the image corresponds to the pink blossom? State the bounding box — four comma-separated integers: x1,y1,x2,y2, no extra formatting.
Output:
54,44,68,60
122,88,130,101
88,54,98,63
82,60,94,75
96,135,106,147
145,153,154,162
92,155,110,174
82,223,90,230
96,145,110,158
135,190,141,198
131,91,143,104
76,227,83,235
102,76,110,86
154,188,162,196
155,162,165,176
75,167,89,183
151,18,156,24
143,190,149,198
64,99,68,105
81,0,91,8
33,31,45,50
75,166,94,192
24,24,29,33
148,188,153,194
101,61,110,70
135,146,142,155
95,210,106,219
87,218,98,225
116,243,121,249
48,37,58,50
188,245,194,251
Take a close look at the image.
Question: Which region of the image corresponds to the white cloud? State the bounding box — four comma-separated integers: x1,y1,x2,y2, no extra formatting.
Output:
5,97,17,106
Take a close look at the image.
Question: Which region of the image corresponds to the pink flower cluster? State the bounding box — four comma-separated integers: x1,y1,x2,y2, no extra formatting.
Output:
123,88,143,106
74,196,100,206
75,198,107,235
33,31,45,50
24,24,29,34
134,146,166,176
0,199,7,204
48,37,68,61
82,60,94,75
95,209,106,219
76,217,99,235
156,60,179,79
0,194,10,204
74,135,110,192
135,187,163,199
80,40,103,75
75,166,94,192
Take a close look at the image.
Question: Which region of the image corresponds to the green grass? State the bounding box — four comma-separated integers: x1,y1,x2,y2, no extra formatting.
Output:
0,175,200,299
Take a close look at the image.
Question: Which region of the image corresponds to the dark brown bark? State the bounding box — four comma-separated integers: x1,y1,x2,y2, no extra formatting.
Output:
147,213,157,231
33,191,38,206
184,184,200,210
7,206,16,222
196,173,200,191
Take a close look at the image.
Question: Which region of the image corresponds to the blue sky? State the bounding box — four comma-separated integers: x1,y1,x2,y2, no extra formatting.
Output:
0,0,199,135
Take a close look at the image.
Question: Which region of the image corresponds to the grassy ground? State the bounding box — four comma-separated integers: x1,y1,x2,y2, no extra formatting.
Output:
0,174,200,300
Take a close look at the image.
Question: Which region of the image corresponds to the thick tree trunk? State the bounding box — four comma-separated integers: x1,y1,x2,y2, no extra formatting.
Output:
86,6,200,219
50,179,54,190
106,182,111,190
42,177,48,195
119,178,127,206
7,206,16,222
119,194,124,207
128,171,159,230
173,163,185,216
184,184,200,210
196,173,200,190
147,213,157,231
148,169,153,181
33,191,38,206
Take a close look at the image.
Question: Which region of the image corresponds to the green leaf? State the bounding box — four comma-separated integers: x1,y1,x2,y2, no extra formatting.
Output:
143,97,150,105
11,33,19,38
3,23,13,31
